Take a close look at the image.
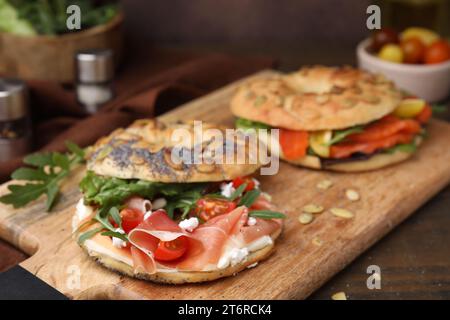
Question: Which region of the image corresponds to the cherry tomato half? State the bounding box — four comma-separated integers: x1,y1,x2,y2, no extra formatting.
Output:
120,208,144,233
424,40,450,64
194,198,237,221
154,236,189,261
232,176,256,191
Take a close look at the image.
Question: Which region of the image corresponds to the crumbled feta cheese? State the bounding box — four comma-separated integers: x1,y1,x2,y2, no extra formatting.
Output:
220,182,235,198
247,217,257,226
152,198,167,210
217,247,249,269
229,247,249,266
252,178,260,189
178,217,199,232
111,228,127,248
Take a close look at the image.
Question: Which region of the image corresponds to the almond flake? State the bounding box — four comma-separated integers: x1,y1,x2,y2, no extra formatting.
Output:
331,292,347,300
330,208,354,219
302,204,324,214
317,179,333,190
345,189,360,201
298,213,314,224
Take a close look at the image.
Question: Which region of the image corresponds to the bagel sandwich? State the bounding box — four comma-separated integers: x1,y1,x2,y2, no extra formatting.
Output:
231,66,432,172
73,119,285,284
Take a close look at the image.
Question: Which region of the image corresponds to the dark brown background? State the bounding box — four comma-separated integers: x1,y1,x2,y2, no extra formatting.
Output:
1,0,450,300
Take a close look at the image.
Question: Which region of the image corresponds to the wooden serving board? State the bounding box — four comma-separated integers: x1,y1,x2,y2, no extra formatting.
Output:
1,70,450,300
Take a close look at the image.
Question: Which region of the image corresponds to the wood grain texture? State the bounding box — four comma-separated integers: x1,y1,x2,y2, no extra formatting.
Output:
0,70,450,299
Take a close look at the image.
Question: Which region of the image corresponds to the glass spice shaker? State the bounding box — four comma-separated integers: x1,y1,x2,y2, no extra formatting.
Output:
75,49,115,114
0,78,32,162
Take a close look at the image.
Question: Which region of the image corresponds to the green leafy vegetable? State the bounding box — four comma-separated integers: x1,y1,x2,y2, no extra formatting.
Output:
384,141,417,154
0,141,85,211
249,210,286,219
235,118,271,131
79,171,208,219
2,0,119,36
238,189,261,208
77,227,104,245
326,126,364,146
101,231,127,242
0,0,36,35
229,183,247,201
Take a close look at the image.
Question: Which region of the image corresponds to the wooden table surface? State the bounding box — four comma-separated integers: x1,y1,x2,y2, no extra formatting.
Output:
1,44,449,300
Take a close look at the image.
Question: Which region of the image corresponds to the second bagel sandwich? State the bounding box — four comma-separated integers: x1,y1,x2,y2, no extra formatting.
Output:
232,66,432,172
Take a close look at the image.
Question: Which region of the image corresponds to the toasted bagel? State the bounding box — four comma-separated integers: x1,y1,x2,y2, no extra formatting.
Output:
87,119,261,183
230,66,402,131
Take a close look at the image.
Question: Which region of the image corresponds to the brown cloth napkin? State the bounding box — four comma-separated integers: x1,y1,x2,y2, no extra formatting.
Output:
0,52,274,182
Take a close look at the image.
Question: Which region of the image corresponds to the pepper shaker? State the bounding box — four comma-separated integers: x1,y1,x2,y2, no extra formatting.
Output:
0,78,32,162
75,49,115,114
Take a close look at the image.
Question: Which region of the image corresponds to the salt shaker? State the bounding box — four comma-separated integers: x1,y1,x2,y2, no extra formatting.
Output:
75,49,114,114
0,78,32,162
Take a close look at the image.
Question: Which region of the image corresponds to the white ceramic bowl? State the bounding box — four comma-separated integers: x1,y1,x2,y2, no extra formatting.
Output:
357,38,450,103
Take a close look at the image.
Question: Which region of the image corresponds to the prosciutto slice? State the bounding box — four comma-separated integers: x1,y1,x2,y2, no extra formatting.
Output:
127,205,282,274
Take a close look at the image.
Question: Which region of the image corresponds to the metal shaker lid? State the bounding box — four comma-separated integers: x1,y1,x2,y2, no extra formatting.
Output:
75,49,114,83
0,78,29,121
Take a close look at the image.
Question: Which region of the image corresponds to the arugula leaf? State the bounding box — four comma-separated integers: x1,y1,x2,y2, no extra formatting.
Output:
0,141,85,211
101,231,128,242
238,189,261,207
249,210,286,219
11,167,49,181
108,207,122,229
229,183,247,201
80,171,208,220
0,183,48,208
235,118,271,131
384,142,417,154
77,227,104,244
326,126,364,146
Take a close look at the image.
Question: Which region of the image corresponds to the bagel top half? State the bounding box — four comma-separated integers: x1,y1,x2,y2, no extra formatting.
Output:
87,119,261,183
231,66,403,131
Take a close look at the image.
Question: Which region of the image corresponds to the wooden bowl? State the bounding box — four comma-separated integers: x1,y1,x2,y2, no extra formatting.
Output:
0,13,124,83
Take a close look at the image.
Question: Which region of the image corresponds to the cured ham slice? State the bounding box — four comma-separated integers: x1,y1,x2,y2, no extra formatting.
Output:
177,206,248,270
128,209,192,273
125,204,281,274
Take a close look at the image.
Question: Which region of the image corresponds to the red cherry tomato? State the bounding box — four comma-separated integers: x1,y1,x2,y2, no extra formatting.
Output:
120,208,144,233
154,236,189,261
424,40,450,64
370,27,399,52
232,176,256,191
400,37,425,64
194,198,237,221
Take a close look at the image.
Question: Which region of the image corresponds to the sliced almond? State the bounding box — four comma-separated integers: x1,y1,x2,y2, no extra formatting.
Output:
298,213,314,224
345,189,360,202
317,179,333,190
331,292,347,300
302,204,324,214
330,208,354,219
